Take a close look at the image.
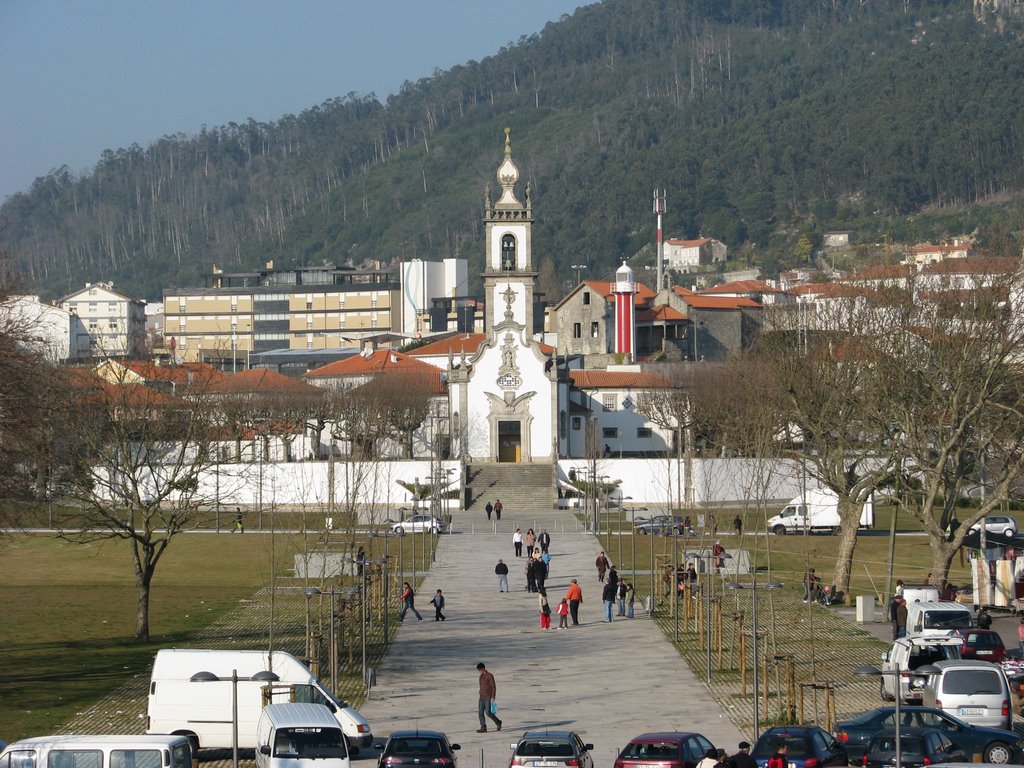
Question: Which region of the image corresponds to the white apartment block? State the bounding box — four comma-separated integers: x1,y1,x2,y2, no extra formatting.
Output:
60,282,146,359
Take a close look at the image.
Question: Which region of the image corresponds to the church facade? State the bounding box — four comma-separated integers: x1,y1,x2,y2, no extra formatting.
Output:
448,130,570,463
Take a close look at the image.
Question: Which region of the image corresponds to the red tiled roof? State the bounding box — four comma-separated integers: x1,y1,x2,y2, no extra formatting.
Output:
672,286,696,298
582,280,656,307
569,370,672,389
636,304,686,322
699,279,778,295
111,359,226,388
676,295,761,310
911,243,972,255
351,369,447,395
305,349,440,378
665,238,712,247
846,264,915,281
62,368,184,407
409,333,555,357
208,369,322,395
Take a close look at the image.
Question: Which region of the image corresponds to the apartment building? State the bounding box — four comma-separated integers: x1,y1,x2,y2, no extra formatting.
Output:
163,262,401,366
60,282,146,359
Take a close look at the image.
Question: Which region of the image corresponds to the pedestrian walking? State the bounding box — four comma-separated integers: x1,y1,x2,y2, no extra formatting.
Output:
556,598,569,629
398,581,423,622
713,541,725,573
565,579,583,625
513,528,523,557
475,662,502,733
495,559,509,592
895,596,908,639
803,568,817,602
525,528,536,558
607,564,619,589
767,743,788,768
731,742,756,768
494,499,503,520
540,549,551,576
534,553,547,591
595,551,609,582
602,580,616,623
429,589,446,621
616,580,627,616
977,606,992,629
539,587,551,629
733,514,742,535
625,581,636,618
234,508,244,533
525,557,537,593
538,528,551,554
1018,618,1024,655
485,501,494,521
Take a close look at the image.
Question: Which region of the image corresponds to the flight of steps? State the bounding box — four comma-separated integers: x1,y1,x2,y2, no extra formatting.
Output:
463,462,555,517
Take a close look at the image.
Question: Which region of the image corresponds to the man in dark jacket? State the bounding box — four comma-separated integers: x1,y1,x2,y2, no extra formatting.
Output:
495,559,509,592
731,742,756,768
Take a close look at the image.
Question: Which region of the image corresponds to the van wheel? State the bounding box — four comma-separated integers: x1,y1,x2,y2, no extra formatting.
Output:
984,742,1012,764
879,680,894,702
772,525,787,535
184,734,200,757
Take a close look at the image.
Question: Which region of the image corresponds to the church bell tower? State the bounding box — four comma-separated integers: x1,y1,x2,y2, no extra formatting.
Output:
483,128,536,333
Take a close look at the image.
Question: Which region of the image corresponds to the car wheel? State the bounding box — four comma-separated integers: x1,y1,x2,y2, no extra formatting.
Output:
773,524,787,535
1004,528,1015,537
638,529,648,535
984,742,1012,764
184,733,200,757
396,526,406,535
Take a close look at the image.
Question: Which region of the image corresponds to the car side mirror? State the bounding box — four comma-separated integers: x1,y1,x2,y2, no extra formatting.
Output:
881,651,890,663
584,744,595,752
451,745,461,751
373,743,384,750
510,744,518,751
259,746,271,755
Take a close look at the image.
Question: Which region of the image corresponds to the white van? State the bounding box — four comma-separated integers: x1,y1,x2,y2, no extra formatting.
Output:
906,601,973,636
0,735,193,768
146,649,371,753
921,659,1012,730
255,704,350,768
766,488,874,535
880,635,962,703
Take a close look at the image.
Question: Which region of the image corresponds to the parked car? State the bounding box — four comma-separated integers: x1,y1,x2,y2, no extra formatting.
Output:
509,731,594,768
835,706,1024,764
634,516,686,536
375,730,460,768
751,726,847,768
954,630,1006,662
391,514,447,534
968,516,1017,537
921,660,1013,730
862,727,966,768
613,732,716,768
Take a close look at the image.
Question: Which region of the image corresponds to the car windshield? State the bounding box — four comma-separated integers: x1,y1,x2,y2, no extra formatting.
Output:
274,727,346,759
620,742,679,760
388,738,444,756
925,612,972,630
943,670,1003,694
752,735,811,758
870,736,924,756
965,633,1002,649
517,741,575,758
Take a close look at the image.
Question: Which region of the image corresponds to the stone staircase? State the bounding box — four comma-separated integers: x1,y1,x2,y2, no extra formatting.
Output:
464,462,555,517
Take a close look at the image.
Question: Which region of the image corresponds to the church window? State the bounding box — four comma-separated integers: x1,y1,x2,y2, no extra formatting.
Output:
501,234,516,271
602,394,616,411
559,410,567,439
572,323,582,339
590,321,600,338
583,292,590,305
571,416,582,431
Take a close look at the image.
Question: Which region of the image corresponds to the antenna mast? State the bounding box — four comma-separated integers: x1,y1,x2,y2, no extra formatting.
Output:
653,189,666,291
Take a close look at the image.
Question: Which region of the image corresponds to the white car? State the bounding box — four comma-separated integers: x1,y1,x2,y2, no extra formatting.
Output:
968,516,1017,537
391,514,447,534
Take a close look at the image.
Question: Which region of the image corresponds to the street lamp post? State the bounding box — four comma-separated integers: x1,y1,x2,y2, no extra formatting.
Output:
190,669,280,768
303,586,319,665
727,580,783,739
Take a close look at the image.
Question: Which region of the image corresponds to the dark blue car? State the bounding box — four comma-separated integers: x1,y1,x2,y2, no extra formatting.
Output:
752,727,847,768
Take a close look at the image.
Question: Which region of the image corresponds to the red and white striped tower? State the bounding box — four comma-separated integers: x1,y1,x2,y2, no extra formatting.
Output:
612,260,639,361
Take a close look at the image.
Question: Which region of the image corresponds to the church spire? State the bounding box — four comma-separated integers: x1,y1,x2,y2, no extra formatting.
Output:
495,127,520,208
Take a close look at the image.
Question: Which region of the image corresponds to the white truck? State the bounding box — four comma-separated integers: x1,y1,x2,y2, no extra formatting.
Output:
766,488,874,535
146,649,372,754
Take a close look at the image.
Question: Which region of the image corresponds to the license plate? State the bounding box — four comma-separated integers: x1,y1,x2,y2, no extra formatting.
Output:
960,707,984,716
976,650,993,655
532,762,560,767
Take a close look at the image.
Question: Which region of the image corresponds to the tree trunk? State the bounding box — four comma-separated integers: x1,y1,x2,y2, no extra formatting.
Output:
831,526,858,596
930,539,957,590
135,568,153,642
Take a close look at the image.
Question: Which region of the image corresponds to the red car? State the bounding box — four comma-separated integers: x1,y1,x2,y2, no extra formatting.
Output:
955,629,1005,662
614,732,716,768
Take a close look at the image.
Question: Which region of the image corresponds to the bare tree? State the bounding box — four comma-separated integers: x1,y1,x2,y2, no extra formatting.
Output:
60,371,219,641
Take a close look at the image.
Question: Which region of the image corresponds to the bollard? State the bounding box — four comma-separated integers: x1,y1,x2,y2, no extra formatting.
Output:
645,595,653,615
366,666,377,687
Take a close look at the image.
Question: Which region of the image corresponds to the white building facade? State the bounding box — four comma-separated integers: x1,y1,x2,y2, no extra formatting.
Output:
61,282,146,359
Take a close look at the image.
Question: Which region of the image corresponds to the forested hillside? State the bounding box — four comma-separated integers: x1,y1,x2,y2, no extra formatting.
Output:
3,0,1024,301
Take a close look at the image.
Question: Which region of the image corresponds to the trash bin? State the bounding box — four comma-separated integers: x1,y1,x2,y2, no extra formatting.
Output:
855,594,875,623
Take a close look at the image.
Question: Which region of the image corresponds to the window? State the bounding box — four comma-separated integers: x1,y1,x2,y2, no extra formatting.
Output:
501,234,516,271
582,291,590,305
4,750,37,768
602,427,617,439
637,427,653,439
572,323,582,339
602,394,616,411
571,416,582,430
110,752,162,768
590,321,599,338
48,751,101,768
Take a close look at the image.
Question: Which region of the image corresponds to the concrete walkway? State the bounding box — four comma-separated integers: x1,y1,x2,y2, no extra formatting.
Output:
359,505,743,768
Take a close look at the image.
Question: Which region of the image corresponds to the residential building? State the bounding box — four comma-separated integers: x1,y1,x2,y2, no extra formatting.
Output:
823,231,854,248
2,295,72,362
906,243,973,265
163,262,401,367
61,282,146,359
663,237,728,271
93,359,226,396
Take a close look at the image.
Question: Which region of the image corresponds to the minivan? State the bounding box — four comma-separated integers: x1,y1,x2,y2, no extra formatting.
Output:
255,703,350,768
880,635,962,703
0,735,193,768
920,660,1012,730
905,602,973,637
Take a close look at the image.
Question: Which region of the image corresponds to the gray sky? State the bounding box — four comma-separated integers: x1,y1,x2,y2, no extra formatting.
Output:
0,1,587,201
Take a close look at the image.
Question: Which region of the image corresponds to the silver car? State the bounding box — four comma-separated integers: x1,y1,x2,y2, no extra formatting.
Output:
391,514,447,535
968,516,1017,537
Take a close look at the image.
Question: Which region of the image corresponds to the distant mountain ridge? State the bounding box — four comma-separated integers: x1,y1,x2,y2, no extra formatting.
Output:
3,0,1024,302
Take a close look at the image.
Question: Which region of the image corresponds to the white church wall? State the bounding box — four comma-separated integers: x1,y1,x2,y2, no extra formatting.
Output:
489,281,529,328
